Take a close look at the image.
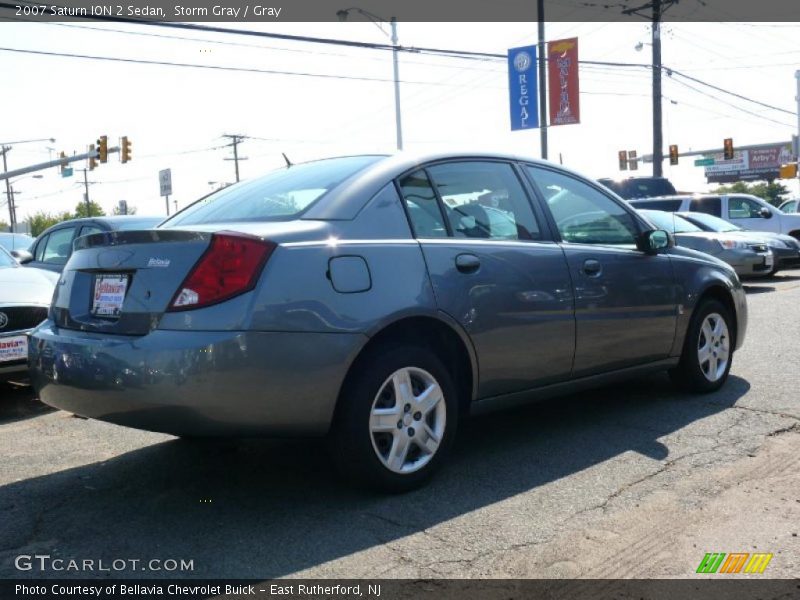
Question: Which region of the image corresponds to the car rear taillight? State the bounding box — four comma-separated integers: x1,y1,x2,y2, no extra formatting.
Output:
168,232,275,311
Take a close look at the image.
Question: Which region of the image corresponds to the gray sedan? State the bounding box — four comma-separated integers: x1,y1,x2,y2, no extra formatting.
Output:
638,209,774,278
29,153,747,491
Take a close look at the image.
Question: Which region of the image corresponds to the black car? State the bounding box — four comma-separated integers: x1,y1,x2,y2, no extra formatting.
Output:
17,216,163,273
598,176,677,200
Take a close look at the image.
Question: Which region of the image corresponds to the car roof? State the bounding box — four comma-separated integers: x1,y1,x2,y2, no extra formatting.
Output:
35,215,164,237
302,151,606,220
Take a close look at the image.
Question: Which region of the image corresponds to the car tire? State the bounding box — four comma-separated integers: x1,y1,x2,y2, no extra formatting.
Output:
331,344,458,493
669,299,734,393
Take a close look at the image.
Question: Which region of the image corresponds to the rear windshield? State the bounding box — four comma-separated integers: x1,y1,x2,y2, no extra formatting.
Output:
606,178,677,200
163,156,383,226
112,218,164,231
639,210,702,233
679,212,740,233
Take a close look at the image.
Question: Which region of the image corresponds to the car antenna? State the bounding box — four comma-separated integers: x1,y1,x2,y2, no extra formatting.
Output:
282,152,293,168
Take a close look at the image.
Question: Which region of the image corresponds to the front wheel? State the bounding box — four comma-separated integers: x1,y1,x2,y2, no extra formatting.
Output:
331,345,458,492
669,299,734,393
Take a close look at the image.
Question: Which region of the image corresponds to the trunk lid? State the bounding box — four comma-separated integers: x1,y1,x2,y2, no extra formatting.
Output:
52,230,213,336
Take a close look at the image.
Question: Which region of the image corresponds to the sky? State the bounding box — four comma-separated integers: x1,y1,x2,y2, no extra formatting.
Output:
1,19,799,226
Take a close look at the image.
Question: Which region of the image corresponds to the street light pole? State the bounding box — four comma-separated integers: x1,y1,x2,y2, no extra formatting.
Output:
1,147,14,230
338,7,403,151
390,17,403,151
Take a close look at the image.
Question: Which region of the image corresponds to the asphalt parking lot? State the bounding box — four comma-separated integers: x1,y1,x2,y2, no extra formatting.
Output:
1,271,799,579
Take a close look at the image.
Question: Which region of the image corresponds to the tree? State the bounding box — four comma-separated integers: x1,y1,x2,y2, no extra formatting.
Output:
0,220,9,232
73,200,106,219
711,181,790,207
28,210,73,237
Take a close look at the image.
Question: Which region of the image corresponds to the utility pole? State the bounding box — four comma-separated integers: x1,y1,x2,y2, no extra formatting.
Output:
624,1,675,178
2,146,14,230
651,0,663,177
222,134,247,182
795,70,799,190
82,169,91,213
537,0,548,160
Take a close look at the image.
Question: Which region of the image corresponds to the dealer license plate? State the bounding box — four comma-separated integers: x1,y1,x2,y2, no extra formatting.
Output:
92,274,129,317
0,335,27,363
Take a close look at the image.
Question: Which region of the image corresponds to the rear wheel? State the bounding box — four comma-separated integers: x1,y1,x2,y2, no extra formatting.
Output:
669,299,734,393
332,345,458,492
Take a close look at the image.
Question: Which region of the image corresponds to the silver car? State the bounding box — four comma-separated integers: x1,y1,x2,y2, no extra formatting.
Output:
638,210,774,278
30,153,748,491
0,247,57,380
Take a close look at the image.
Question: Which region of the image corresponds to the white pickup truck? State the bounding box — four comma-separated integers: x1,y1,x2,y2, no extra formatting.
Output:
629,194,800,240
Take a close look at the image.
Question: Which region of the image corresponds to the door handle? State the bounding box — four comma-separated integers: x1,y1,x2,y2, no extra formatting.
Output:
455,253,480,274
582,259,602,277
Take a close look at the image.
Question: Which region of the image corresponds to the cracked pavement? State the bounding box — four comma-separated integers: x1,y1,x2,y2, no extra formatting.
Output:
1,272,799,579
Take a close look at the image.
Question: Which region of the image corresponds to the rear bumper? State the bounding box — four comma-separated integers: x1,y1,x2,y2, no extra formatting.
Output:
29,322,366,436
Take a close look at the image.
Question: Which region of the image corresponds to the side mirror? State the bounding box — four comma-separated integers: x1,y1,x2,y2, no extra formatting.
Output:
637,229,672,254
11,249,33,264
759,207,773,219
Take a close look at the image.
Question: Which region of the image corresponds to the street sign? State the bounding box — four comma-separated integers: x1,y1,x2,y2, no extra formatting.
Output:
694,158,715,166
159,169,172,197
62,167,73,178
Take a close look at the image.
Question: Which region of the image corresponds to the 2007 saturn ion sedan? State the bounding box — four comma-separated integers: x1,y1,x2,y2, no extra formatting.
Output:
30,153,747,491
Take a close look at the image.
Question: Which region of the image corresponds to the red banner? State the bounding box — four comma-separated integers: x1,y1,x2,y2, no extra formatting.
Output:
547,37,580,126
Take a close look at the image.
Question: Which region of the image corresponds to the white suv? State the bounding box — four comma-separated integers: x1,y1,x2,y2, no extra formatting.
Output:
629,194,800,240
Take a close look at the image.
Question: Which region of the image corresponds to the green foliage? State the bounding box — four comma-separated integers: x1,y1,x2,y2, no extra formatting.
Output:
73,200,106,219
712,181,790,207
0,220,9,232
28,210,73,237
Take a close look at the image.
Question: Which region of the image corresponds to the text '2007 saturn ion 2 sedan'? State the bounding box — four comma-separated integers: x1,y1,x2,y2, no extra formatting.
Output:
29,153,748,491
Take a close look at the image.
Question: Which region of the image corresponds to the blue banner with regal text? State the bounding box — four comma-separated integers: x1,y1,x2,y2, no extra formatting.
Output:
508,45,539,131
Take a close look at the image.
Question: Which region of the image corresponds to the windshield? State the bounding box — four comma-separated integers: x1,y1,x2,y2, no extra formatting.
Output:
639,210,702,233
680,212,740,233
0,246,17,268
163,156,383,226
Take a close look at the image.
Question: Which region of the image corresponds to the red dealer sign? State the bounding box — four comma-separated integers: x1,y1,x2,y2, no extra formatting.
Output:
547,37,580,126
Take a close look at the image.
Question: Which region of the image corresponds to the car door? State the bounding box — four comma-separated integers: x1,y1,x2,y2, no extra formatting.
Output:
397,161,575,398
523,165,678,378
726,195,779,233
29,225,78,272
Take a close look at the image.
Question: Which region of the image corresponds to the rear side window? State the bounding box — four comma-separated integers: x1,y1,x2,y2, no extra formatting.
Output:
689,197,722,217
164,156,382,226
629,199,682,212
426,161,541,240
398,170,448,238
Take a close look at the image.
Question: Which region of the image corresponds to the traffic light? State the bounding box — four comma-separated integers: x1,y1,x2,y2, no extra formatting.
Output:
121,136,132,164
628,150,638,171
669,144,679,165
779,163,798,179
97,135,108,163
59,151,67,174
89,144,97,170
723,138,734,160
618,150,628,171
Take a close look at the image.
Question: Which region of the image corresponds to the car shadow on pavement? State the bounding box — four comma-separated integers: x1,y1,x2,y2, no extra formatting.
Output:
742,285,776,294
0,374,749,579
0,383,55,424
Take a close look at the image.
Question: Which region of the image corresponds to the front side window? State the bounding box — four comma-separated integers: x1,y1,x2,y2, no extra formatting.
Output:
525,166,638,246
728,196,765,219
426,161,541,240
163,155,383,226
34,234,49,262
689,197,722,217
41,227,76,265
